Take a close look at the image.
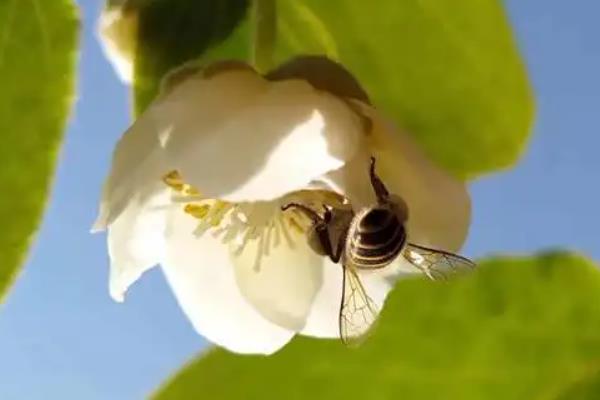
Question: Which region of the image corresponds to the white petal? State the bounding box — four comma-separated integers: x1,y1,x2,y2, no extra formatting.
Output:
230,212,324,331
94,68,262,230
298,260,341,338
300,259,411,338
107,186,170,302
162,208,294,355
93,103,168,231
320,150,375,209
165,75,365,203
358,102,471,252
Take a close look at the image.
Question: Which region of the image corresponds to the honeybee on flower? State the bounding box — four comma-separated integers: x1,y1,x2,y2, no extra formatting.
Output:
94,55,471,354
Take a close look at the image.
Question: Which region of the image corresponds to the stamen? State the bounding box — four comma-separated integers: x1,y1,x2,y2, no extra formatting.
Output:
184,204,210,219
287,215,304,234
211,226,227,240
171,193,204,203
162,169,347,267
163,169,202,197
272,216,281,247
183,186,200,196
222,214,244,244
232,226,256,256
278,215,295,249
209,201,231,227
253,231,266,272
162,170,184,192
263,219,275,257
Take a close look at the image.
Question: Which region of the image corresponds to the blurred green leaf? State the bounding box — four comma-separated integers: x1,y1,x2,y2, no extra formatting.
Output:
0,0,79,301
155,253,600,400
132,0,533,177
552,369,600,400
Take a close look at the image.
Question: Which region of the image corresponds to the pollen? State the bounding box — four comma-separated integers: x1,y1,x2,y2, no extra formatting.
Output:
184,204,210,219
162,170,233,231
162,170,184,191
162,170,201,196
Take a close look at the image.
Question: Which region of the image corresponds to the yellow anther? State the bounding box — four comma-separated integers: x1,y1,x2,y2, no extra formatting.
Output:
184,204,210,219
162,170,202,196
162,170,184,192
183,186,201,196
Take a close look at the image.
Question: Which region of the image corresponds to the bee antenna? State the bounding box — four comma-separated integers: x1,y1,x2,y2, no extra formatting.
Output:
369,156,390,202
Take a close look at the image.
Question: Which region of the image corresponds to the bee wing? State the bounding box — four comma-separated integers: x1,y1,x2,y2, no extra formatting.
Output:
403,243,476,280
339,263,380,346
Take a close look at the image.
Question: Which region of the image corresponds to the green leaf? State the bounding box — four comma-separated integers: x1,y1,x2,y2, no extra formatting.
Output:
552,369,600,400
276,0,534,178
154,253,600,400
0,0,79,301
131,0,533,177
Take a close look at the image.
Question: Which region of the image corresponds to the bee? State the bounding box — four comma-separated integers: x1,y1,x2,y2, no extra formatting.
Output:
282,157,475,345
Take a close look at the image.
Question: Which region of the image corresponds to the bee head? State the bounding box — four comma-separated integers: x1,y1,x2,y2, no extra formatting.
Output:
306,224,329,257
306,206,354,259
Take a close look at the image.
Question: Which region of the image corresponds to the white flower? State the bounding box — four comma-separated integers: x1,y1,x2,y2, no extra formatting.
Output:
94,58,470,354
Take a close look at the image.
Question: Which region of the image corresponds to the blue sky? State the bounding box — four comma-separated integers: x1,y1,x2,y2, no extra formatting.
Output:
0,0,599,399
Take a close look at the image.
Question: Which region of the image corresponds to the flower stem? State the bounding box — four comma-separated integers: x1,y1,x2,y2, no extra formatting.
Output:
251,0,277,72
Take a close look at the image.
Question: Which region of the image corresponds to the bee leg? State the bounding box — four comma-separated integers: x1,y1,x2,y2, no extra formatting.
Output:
329,235,345,264
319,206,346,263
369,156,390,202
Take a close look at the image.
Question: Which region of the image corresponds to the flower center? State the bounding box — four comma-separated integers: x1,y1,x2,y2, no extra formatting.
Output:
161,170,345,266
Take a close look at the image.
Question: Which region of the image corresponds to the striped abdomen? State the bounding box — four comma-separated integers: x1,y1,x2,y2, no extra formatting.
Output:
346,207,406,269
